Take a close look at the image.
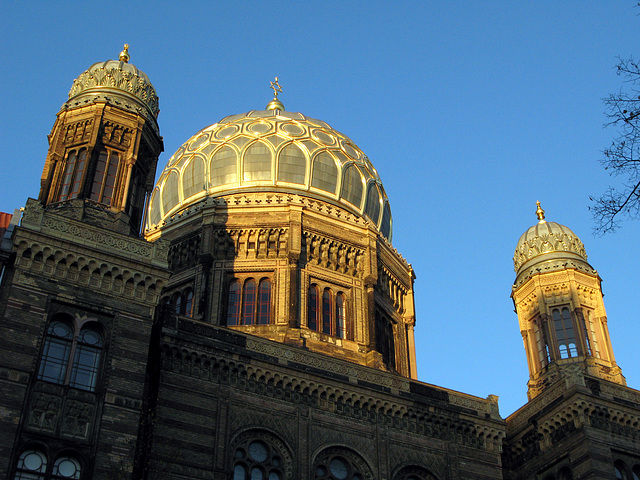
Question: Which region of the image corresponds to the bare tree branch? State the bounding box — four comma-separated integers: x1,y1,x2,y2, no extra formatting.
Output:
591,56,640,235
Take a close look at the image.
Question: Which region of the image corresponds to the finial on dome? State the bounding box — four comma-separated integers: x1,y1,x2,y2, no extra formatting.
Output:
119,44,130,63
266,77,285,111
536,200,546,223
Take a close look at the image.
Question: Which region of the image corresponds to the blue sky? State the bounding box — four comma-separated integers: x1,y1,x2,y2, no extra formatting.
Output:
1,1,638,417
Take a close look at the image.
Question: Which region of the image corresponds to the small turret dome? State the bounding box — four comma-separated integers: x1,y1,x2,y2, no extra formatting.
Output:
64,44,159,128
146,109,392,239
513,202,594,285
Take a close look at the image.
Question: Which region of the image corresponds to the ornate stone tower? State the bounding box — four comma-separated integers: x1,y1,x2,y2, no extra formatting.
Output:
511,202,625,400
145,84,418,377
37,44,163,236
0,47,170,479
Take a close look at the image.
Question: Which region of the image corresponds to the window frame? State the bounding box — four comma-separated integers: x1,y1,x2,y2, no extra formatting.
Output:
13,449,83,480
89,149,121,206
57,148,88,202
225,275,273,326
307,283,348,339
37,314,105,393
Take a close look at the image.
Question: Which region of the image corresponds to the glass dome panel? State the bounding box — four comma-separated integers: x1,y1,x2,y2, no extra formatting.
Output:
341,165,363,208
380,202,392,240
149,189,162,225
277,144,306,184
162,171,180,215
183,155,205,199
210,147,238,187
244,141,272,182
364,183,381,225
311,152,338,194
146,111,392,240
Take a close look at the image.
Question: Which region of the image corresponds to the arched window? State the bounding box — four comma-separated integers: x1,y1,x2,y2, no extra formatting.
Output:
14,449,47,479
37,316,104,392
322,289,332,335
393,465,438,480
90,150,120,205
313,447,371,480
227,277,272,326
553,307,577,359
632,465,640,480
375,310,396,371
533,318,550,367
242,279,257,325
336,294,345,339
172,293,183,315
51,456,81,479
59,149,87,201
230,431,292,480
69,326,104,391
13,451,82,480
308,286,319,331
227,281,242,326
257,279,271,325
184,289,194,318
616,461,629,480
38,320,73,385
308,285,348,338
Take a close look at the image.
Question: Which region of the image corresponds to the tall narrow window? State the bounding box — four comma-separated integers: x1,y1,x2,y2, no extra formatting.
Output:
38,320,73,384
227,281,241,326
308,286,319,331
59,151,77,201
58,149,87,201
242,279,257,325
533,320,550,367
69,326,104,391
580,312,592,356
336,293,345,339
586,310,601,358
257,279,271,325
90,150,120,205
322,289,332,335
184,289,194,318
553,307,577,359
70,149,87,199
172,293,183,315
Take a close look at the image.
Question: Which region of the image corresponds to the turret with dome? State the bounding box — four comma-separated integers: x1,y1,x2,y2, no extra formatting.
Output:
511,202,625,400
37,44,163,236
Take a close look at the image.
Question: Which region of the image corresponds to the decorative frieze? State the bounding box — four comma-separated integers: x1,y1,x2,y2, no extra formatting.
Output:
302,231,364,277
63,119,93,145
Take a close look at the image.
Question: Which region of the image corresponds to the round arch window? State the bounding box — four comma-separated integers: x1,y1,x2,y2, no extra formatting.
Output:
231,431,292,480
313,447,371,480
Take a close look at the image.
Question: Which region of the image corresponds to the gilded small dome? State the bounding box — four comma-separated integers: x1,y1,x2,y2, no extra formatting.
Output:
65,46,159,126
513,202,593,284
147,110,392,239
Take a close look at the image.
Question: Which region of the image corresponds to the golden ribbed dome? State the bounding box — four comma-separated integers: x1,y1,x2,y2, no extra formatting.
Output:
513,202,593,284
146,110,392,239
65,45,159,127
